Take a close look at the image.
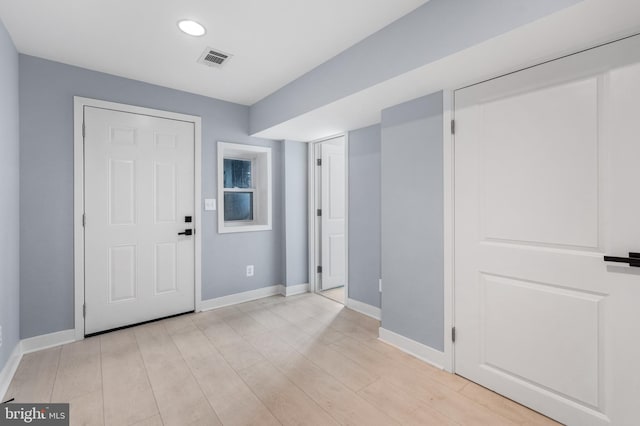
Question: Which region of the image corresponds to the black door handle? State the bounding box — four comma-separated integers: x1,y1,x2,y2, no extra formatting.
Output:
604,252,640,267
178,229,193,236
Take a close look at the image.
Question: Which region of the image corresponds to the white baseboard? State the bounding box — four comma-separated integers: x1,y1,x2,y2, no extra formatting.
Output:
282,283,309,297
1,328,76,401
0,343,22,401
21,329,76,355
378,327,448,371
346,298,381,320
200,285,283,311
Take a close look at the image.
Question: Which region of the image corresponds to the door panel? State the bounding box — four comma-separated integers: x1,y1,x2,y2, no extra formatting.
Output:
84,106,195,334
481,273,601,407
320,137,346,290
155,242,177,294
155,162,177,223
109,159,136,225
109,245,137,302
455,35,640,425
480,78,599,248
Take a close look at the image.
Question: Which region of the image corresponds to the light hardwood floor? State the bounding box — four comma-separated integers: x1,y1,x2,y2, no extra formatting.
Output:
319,286,344,304
4,293,559,426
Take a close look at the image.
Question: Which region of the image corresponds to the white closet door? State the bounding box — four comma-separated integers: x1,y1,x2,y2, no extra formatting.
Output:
454,35,640,425
320,137,346,290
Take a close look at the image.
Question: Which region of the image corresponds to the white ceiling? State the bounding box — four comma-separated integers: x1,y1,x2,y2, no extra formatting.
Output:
3,0,638,142
253,0,640,141
0,0,427,105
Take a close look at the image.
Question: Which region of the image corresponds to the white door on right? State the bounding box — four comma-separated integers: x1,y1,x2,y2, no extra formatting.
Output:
455,35,640,425
320,137,346,290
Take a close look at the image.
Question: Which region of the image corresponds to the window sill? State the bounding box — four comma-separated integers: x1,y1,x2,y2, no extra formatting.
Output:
218,223,272,234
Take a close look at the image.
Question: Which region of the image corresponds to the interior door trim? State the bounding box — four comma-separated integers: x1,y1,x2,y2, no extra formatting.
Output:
73,96,203,341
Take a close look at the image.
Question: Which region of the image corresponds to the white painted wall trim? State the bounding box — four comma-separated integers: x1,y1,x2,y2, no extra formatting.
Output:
73,97,203,339
442,90,454,373
346,298,381,320
307,142,315,291
196,282,311,312
282,283,309,297
21,329,76,355
1,329,76,400
344,133,350,303
379,327,448,371
200,285,283,311
0,343,21,400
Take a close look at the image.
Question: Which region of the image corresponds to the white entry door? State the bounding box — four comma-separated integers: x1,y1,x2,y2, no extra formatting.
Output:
84,106,195,335
454,35,640,425
320,137,346,290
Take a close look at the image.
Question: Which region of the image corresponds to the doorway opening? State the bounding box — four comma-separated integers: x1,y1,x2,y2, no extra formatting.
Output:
309,135,348,305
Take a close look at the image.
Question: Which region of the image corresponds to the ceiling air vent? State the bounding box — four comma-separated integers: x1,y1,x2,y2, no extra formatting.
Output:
198,47,232,68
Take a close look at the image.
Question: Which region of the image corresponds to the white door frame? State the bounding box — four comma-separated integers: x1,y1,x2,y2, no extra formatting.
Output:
73,96,203,340
307,133,349,302
442,90,455,373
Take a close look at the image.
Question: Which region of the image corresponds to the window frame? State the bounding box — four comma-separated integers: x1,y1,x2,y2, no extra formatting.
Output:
217,142,272,233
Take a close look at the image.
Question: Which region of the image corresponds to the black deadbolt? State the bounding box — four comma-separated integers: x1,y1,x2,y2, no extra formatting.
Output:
185,216,192,223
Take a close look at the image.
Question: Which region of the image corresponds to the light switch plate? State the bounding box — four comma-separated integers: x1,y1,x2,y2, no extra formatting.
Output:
204,199,216,211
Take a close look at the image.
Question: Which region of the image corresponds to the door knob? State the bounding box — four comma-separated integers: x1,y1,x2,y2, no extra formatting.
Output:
603,252,640,267
178,229,193,236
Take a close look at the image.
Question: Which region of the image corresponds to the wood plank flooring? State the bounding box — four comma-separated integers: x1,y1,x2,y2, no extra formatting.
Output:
319,287,344,304
3,293,559,426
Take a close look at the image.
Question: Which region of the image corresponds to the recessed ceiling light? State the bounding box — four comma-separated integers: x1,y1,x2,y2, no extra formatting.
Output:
178,20,206,37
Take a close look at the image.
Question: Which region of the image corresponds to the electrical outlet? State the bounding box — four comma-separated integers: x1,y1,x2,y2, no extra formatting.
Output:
246,265,254,277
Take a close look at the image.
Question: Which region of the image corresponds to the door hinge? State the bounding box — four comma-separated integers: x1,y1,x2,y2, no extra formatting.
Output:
450,119,455,135
317,266,322,274
452,326,456,343
82,121,85,138
317,209,322,217
317,158,322,166
83,304,86,318
82,213,86,227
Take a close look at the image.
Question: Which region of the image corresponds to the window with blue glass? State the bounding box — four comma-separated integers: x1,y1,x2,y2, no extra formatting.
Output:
217,142,272,233
224,192,253,221
223,159,252,189
223,159,254,222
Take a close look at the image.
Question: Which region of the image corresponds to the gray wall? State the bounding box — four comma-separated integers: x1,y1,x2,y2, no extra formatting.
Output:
18,55,287,339
250,0,582,134
283,141,308,286
381,92,444,351
348,125,381,308
0,19,20,372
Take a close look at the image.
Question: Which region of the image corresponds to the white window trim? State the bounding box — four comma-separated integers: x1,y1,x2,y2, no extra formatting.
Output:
217,141,272,233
